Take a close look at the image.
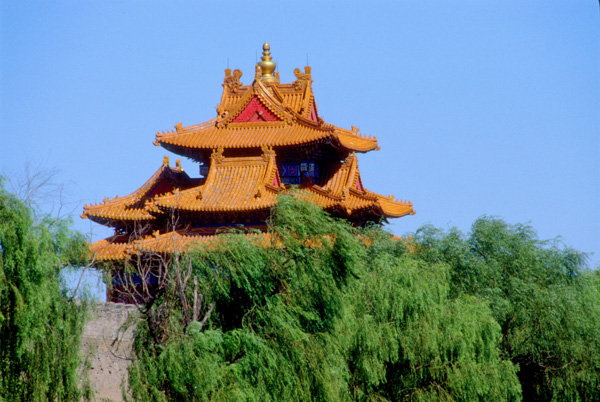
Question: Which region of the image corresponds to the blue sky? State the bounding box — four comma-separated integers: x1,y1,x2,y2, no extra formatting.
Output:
2,1,599,270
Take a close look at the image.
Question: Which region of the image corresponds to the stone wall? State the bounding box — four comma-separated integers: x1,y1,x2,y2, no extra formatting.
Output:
80,302,138,402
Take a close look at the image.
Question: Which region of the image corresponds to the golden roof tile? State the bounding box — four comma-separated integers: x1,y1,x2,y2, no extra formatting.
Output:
335,129,380,153
299,153,414,218
155,68,378,154
154,154,281,212
84,148,412,232
375,195,415,218
89,235,131,262
85,46,414,263
156,123,335,152
82,158,201,225
89,231,274,262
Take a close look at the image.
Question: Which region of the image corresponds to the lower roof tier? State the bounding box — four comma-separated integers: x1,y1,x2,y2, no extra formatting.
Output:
90,229,273,262
90,226,409,263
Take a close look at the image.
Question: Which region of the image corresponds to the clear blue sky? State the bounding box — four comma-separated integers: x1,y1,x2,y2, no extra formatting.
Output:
2,1,599,269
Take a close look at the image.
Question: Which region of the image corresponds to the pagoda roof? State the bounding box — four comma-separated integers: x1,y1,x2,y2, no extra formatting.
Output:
154,148,282,213
85,157,414,262
90,230,273,262
154,70,379,157
302,153,414,219
81,156,202,226
83,151,412,229
84,43,415,263
84,150,414,262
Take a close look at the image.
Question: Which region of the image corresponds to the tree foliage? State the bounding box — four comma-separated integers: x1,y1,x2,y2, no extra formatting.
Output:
414,218,600,400
0,178,88,401
129,195,600,401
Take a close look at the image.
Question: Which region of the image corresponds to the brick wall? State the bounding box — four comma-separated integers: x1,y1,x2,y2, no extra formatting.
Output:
80,302,138,402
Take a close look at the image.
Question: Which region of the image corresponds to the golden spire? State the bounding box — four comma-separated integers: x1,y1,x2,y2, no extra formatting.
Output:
257,42,279,83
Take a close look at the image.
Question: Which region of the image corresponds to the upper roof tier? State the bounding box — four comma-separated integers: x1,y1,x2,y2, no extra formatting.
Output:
154,44,380,158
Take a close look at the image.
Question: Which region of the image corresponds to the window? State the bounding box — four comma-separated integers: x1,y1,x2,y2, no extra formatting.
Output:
279,161,320,185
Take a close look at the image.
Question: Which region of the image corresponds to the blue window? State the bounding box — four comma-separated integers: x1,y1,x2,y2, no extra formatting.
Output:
279,161,320,185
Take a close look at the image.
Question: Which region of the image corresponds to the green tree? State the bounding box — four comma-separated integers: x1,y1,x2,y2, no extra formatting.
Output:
0,178,88,401
126,196,521,401
414,218,600,400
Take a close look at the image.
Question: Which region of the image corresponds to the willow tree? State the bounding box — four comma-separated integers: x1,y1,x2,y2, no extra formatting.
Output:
414,218,600,401
0,178,88,401
127,195,521,401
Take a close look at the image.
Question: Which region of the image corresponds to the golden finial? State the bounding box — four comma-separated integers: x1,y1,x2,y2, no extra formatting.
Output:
258,42,279,83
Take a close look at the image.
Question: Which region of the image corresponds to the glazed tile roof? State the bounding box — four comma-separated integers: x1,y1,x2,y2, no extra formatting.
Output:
304,153,414,218
90,230,273,262
158,123,335,150
83,150,413,234
89,235,130,262
154,152,282,213
84,152,413,262
85,53,415,263
218,82,316,118
155,71,379,154
81,157,202,226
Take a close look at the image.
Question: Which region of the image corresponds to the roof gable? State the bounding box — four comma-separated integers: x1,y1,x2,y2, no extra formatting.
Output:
155,60,380,153
153,149,283,213
232,96,280,123
81,157,202,225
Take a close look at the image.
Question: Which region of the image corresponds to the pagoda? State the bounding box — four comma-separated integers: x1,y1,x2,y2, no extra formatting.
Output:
82,43,414,300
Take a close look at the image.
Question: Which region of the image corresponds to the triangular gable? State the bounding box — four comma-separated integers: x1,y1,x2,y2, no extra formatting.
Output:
355,175,364,192
309,102,318,122
233,96,280,123
272,173,281,188
145,176,175,199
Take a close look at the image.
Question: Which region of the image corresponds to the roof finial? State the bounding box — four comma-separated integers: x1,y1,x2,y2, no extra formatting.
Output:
257,42,279,84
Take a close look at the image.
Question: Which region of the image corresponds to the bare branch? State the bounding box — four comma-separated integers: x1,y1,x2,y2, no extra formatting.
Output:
199,302,215,329
192,275,199,322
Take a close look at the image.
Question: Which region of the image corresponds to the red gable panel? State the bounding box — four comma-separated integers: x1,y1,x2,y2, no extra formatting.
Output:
356,175,364,192
272,174,281,187
309,102,318,122
233,97,280,123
